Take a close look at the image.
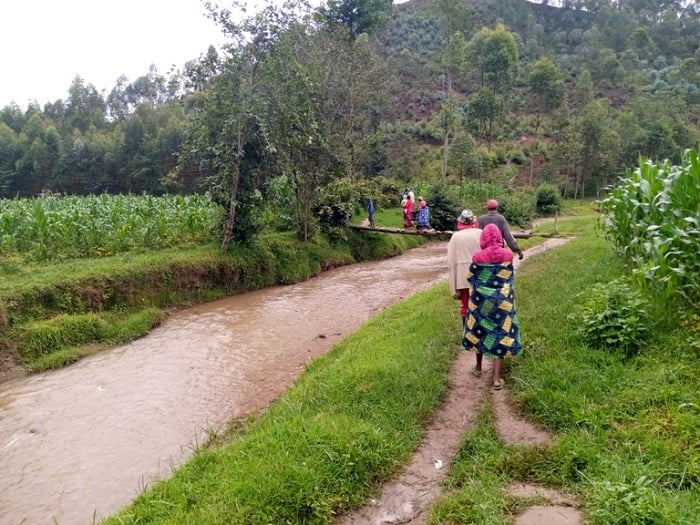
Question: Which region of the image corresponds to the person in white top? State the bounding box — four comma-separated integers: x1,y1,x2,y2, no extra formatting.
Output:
447,209,482,327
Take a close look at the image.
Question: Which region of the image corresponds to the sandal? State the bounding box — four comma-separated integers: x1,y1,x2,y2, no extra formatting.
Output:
471,366,482,378
493,379,505,390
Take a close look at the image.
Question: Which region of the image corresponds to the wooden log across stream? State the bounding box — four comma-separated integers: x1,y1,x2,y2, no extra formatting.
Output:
349,224,560,240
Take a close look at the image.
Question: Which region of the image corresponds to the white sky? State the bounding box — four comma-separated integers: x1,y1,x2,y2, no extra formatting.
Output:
0,0,230,108
2,0,415,110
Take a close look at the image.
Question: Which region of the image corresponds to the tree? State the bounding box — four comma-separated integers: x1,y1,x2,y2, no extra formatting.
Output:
65,77,106,133
468,24,519,95
528,57,565,140
434,93,461,182
314,0,393,40
578,99,620,197
436,0,474,92
466,87,504,150
257,22,346,241
527,57,566,184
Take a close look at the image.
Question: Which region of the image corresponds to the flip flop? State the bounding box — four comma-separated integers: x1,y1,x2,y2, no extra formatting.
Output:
493,379,505,390
471,366,482,378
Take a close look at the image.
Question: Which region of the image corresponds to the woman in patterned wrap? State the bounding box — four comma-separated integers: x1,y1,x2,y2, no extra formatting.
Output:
462,223,522,390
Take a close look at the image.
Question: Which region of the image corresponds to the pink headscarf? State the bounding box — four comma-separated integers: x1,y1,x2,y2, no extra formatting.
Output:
472,224,514,263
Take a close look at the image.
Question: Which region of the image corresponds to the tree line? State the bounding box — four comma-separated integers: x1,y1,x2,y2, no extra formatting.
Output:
0,0,698,245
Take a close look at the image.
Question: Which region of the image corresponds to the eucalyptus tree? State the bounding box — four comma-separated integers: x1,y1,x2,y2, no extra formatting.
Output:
256,20,347,240
466,86,504,150
434,93,461,181
10,111,60,196
327,31,388,184
64,77,106,134
467,23,519,96
527,57,565,183
578,98,620,197
0,121,20,196
314,0,393,185
176,0,296,249
436,0,474,92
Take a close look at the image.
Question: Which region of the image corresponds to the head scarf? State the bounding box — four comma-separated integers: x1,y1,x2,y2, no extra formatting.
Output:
472,224,513,263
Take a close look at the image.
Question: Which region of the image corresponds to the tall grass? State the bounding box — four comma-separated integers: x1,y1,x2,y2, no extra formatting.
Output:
0,193,222,262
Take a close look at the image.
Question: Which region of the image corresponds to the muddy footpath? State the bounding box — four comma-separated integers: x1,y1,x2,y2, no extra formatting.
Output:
338,238,584,525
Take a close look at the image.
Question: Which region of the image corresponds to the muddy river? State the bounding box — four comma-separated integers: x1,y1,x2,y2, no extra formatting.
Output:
0,241,449,525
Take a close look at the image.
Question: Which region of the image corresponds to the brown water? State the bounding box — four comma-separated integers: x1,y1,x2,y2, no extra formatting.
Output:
0,242,449,525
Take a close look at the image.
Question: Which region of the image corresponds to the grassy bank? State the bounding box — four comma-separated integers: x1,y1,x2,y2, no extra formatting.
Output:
100,209,699,524
0,228,423,376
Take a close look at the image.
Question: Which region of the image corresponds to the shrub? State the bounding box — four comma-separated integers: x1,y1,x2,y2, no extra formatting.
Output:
499,190,536,228
422,183,462,231
570,279,650,356
535,183,563,216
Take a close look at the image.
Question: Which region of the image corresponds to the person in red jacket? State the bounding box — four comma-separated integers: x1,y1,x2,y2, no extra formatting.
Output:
402,194,414,227
462,224,523,390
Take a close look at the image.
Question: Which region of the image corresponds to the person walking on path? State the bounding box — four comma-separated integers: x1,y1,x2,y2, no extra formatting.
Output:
477,199,524,260
463,224,523,390
447,209,482,327
367,197,376,227
403,193,414,228
416,198,431,230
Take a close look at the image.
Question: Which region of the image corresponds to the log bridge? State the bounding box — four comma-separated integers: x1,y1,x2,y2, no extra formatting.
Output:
349,224,558,241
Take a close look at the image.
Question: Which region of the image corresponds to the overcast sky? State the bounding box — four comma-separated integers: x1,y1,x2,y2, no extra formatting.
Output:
0,0,230,109
1,0,420,110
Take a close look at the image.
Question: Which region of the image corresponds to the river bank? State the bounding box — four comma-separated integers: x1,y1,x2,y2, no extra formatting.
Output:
0,229,425,383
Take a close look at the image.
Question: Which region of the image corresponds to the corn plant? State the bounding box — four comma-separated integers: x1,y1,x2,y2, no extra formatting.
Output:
597,149,700,309
0,193,223,262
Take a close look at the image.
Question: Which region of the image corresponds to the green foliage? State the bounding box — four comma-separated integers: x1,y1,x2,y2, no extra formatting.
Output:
597,149,700,308
535,182,563,216
570,279,650,356
316,177,402,234
588,476,667,525
421,183,462,230
499,190,536,228
17,307,166,370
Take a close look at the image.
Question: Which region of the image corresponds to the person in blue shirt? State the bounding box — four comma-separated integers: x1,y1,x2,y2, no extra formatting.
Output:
367,197,376,228
416,197,431,230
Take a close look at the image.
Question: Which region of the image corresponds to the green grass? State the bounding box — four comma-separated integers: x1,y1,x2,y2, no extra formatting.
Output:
1,230,424,377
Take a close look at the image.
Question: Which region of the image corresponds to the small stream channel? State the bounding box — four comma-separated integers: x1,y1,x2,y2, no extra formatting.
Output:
0,242,449,525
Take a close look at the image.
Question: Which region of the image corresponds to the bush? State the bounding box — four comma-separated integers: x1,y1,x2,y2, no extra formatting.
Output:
570,279,651,356
421,183,462,231
499,191,536,228
536,183,563,216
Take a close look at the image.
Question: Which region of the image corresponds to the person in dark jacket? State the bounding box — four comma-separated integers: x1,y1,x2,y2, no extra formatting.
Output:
477,199,523,260
367,197,375,227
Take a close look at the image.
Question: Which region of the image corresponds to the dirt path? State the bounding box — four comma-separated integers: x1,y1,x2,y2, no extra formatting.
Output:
336,238,584,525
